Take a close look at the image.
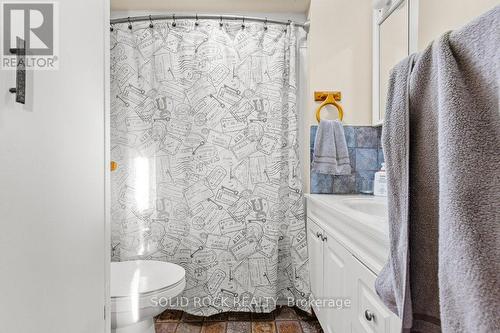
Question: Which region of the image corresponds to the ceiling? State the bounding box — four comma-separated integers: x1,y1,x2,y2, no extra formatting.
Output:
111,0,311,14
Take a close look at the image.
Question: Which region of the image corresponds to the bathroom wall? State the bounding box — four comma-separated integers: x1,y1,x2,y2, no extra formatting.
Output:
310,125,383,194
303,0,373,192
111,0,310,13
306,0,373,126
417,0,498,50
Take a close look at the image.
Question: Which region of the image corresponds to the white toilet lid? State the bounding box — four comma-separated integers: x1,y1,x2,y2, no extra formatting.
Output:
111,260,185,297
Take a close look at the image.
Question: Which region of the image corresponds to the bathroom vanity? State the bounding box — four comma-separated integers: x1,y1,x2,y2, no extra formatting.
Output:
305,194,401,333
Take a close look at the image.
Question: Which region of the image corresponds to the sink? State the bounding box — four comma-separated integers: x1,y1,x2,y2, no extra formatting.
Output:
306,194,388,223
305,194,390,273
341,197,387,219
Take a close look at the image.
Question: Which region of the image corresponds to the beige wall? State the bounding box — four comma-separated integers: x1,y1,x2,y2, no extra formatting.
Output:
418,0,498,50
304,0,373,192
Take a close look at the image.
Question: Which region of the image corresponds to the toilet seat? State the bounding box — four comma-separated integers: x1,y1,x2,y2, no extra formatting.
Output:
111,280,186,313
110,260,186,332
111,260,185,297
111,260,186,312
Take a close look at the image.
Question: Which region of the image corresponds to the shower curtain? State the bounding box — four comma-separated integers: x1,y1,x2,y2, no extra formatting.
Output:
110,18,310,315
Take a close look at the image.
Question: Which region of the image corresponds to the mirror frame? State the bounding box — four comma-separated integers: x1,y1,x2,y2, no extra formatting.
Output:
372,0,419,125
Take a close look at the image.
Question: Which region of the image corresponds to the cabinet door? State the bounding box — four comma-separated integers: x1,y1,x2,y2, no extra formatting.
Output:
306,219,324,299
351,256,402,333
322,231,353,333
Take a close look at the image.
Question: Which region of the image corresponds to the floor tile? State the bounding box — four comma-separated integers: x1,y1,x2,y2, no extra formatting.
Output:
176,322,203,333
227,321,251,333
205,312,228,321
154,322,178,333
201,321,227,333
157,309,183,322
252,312,275,321
300,321,323,333
252,321,277,333
182,312,205,322
157,307,321,333
274,306,298,320
228,312,252,321
276,321,302,333
294,308,315,321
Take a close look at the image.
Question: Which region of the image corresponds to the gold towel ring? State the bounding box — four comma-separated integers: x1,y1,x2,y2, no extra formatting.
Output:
315,92,344,122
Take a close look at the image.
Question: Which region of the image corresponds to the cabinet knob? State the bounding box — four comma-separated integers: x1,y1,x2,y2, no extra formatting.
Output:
316,232,322,238
364,309,375,322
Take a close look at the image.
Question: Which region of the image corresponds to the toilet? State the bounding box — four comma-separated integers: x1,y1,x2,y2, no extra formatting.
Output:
111,260,186,333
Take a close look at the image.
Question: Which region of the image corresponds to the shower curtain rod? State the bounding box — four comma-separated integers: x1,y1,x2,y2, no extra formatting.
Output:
110,14,309,30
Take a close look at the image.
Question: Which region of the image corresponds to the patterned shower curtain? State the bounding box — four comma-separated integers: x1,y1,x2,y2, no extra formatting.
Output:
110,18,310,315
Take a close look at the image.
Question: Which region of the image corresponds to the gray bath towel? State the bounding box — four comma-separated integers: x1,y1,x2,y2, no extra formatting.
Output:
375,53,416,331
376,5,500,333
311,120,351,175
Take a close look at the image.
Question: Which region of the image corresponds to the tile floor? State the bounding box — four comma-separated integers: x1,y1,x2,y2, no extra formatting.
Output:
155,306,324,333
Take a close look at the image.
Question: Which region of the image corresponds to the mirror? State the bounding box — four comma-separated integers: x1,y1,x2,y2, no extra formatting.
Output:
379,1,408,121
373,0,416,125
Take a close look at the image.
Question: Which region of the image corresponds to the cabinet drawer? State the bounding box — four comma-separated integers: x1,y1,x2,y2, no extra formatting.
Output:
351,257,401,333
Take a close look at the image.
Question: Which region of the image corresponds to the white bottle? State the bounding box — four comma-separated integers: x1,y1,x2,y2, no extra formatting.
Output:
374,163,387,196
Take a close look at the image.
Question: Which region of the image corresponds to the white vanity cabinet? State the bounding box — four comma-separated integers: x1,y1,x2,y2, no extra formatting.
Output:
306,195,401,333
307,219,325,299
307,219,352,333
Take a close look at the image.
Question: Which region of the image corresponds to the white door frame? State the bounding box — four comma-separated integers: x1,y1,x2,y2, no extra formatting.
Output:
372,0,419,125
104,0,111,330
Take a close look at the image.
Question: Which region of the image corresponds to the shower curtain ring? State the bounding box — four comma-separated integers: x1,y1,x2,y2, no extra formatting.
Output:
283,20,290,32
195,14,199,26
172,14,176,27
127,17,132,30
110,24,114,32
241,16,245,29
149,15,154,28
219,16,223,28
264,18,268,31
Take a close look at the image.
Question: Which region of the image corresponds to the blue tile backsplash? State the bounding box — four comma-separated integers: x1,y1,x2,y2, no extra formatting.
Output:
356,148,378,170
355,127,379,148
310,125,384,194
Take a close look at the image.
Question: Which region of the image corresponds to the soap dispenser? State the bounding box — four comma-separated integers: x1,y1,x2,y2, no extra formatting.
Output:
374,163,387,196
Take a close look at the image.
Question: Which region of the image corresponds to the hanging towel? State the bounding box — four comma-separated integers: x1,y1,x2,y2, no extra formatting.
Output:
374,53,416,332
311,119,351,175
376,5,500,333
